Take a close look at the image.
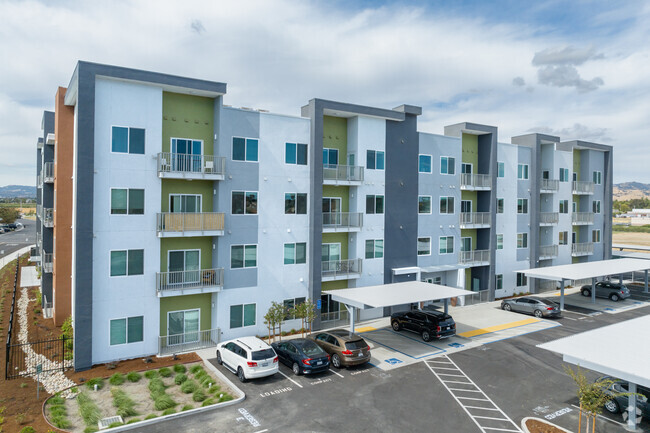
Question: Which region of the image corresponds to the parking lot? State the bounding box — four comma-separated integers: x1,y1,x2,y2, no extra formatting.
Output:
538,285,650,315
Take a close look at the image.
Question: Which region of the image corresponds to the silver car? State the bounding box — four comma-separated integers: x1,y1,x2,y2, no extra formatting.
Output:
500,296,561,318
580,281,631,302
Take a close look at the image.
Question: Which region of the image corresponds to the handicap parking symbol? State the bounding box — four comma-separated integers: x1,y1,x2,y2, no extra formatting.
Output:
385,358,403,365
448,342,464,348
604,307,615,311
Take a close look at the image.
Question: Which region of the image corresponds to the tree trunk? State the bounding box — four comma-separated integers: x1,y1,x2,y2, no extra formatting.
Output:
591,414,596,433
578,403,582,433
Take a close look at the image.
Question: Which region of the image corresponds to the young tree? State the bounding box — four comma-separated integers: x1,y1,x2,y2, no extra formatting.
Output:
263,307,276,342
302,299,317,334
270,301,286,341
0,207,20,224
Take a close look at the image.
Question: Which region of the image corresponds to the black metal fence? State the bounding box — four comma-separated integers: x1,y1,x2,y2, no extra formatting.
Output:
6,336,71,379
4,259,19,379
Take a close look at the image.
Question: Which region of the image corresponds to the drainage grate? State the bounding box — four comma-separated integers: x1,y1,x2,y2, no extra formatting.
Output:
98,415,124,430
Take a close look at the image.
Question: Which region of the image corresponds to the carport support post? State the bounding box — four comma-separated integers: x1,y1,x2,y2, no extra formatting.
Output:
559,279,565,311
591,277,596,304
348,305,355,333
628,382,638,430
619,274,623,285
645,270,648,293
444,299,449,315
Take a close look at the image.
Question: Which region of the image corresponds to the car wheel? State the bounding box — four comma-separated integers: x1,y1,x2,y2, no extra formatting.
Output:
503,303,512,311
237,367,246,382
581,289,590,297
422,330,431,342
610,293,620,302
292,362,301,376
332,354,342,369
604,399,620,414
216,350,222,365
534,309,543,318
391,320,401,331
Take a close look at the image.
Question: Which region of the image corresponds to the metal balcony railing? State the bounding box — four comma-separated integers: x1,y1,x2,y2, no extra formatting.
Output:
572,242,594,256
572,181,594,194
36,204,43,218
540,179,559,192
156,268,224,296
156,212,225,235
42,253,53,273
460,212,490,228
460,173,491,190
157,153,226,178
321,258,362,280
158,328,220,356
539,212,559,225
46,133,55,145
43,208,53,228
539,244,559,259
458,250,490,265
322,212,363,231
43,162,54,183
322,165,364,183
572,212,594,225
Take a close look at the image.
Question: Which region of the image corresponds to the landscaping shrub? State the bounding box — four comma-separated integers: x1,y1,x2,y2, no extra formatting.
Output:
19,427,35,433
144,370,158,379
51,415,72,429
85,377,104,390
201,376,214,388
153,394,177,411
208,385,221,394
111,388,138,418
77,393,102,426
109,373,125,386
192,388,207,402
173,364,187,374
218,393,234,403
194,370,208,381
108,421,124,428
148,377,166,396
158,367,172,377
180,380,198,394
174,373,188,385
161,408,176,416
181,404,193,411
49,405,67,417
189,364,204,375
201,398,215,407
49,395,65,406
126,418,141,424
83,427,99,433
126,371,142,382
144,414,158,420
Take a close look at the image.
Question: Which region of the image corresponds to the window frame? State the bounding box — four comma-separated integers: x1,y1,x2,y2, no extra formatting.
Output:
419,154,432,173
284,242,307,265
497,161,505,178
231,191,259,215
230,244,258,269
366,150,385,170
438,236,454,255
592,229,601,243
109,249,144,277
109,315,144,346
285,142,308,166
593,171,602,185
559,167,569,182
418,195,432,214
230,303,257,329
366,195,385,214
517,164,529,180
231,136,259,162
111,125,146,155
439,196,455,214
559,200,569,214
517,233,528,249
365,239,384,259
516,273,527,287
495,274,503,290
517,198,529,214
110,188,145,216
440,156,456,175
559,231,568,245
417,237,432,256
284,192,308,215
496,233,504,250
593,200,601,214
496,198,504,214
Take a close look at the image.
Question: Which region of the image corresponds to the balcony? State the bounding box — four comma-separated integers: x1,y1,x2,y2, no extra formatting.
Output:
43,162,54,183
36,204,42,218
46,133,55,146
157,153,226,180
156,268,224,297
460,173,491,191
156,212,225,237
322,165,364,186
321,258,362,281
322,212,363,232
538,244,559,260
42,253,53,273
459,249,490,266
572,242,594,257
572,181,594,195
540,179,559,192
539,212,559,226
459,212,490,229
158,328,220,356
43,208,53,228
572,212,594,225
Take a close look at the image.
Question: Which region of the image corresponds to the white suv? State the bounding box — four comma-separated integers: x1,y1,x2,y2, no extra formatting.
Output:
216,336,278,382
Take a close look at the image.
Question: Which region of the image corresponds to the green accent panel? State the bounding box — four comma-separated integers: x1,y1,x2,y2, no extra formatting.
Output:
573,195,581,211
572,257,579,264
322,232,348,260
573,149,581,176
160,237,213,272
572,226,580,242
160,293,212,335
461,134,478,166
161,179,213,212
322,185,349,212
162,92,214,155
461,191,477,209
323,116,348,158
461,229,477,251
322,280,349,291
464,268,472,290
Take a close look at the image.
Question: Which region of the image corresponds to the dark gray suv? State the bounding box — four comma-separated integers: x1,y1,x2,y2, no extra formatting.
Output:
580,281,631,302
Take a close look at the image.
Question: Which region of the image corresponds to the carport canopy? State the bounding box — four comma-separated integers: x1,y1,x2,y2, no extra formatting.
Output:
538,315,650,430
518,258,650,310
324,281,469,332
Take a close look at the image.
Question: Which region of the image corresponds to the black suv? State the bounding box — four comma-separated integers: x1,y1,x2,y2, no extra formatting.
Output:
390,309,456,341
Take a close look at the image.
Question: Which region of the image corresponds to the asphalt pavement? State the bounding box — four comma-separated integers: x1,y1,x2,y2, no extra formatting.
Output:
0,218,36,259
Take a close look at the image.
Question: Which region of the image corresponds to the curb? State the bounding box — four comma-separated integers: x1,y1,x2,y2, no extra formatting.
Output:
521,416,574,433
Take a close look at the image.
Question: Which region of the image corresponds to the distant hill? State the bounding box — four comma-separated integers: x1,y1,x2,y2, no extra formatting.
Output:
0,185,36,198
614,182,650,201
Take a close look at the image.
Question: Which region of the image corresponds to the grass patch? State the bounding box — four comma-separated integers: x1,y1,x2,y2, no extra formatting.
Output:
83,427,99,433
194,370,208,382
77,392,102,427
201,375,214,388
144,414,158,420
218,393,234,402
192,388,207,402
108,421,124,428
153,394,177,411
126,371,142,382
173,364,187,374
201,398,215,407
208,385,221,394
161,408,176,416
109,372,125,386
181,404,194,411
51,415,72,429
148,377,166,396
189,364,204,375
85,377,104,390
111,388,138,418
144,370,158,379
49,404,67,417
158,367,172,377
174,373,188,385
126,418,141,424
180,380,198,394
19,427,35,433
49,395,65,406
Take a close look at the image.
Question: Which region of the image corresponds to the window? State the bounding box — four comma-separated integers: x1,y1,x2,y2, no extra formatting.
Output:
517,164,529,180
496,234,503,250
461,200,472,213
573,201,577,212
439,236,454,254
559,231,568,245
440,156,456,175
230,303,256,328
323,148,338,166
497,198,504,214
231,245,257,269
461,163,472,175
517,233,528,249
592,200,601,214
167,309,199,343
497,162,505,178
592,229,601,243
170,194,201,213
419,155,432,173
111,189,144,215
439,196,455,214
284,242,307,265
418,196,432,214
517,198,528,214
417,237,431,256
110,316,144,345
232,191,258,215
112,126,145,154
460,237,471,252
285,143,308,165
110,250,144,276
516,273,527,287
365,239,384,259
285,193,307,215
495,274,503,290
559,200,569,214
366,195,384,214
593,171,602,185
559,168,569,182
232,137,258,162
366,150,385,170
283,297,306,320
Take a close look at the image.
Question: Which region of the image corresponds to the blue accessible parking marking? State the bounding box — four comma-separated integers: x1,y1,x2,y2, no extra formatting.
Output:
448,342,464,348
385,358,403,365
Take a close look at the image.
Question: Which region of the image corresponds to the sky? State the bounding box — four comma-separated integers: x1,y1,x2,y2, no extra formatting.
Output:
0,0,649,187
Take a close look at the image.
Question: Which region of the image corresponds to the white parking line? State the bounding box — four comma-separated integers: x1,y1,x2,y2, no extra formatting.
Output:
464,406,501,411
277,370,303,388
443,380,473,385
449,388,482,393
329,368,345,378
481,428,520,432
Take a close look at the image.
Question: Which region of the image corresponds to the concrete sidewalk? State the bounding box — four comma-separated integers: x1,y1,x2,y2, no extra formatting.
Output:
20,265,40,287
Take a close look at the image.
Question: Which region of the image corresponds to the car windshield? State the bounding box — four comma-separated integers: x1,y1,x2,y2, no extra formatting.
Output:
251,348,275,360
301,341,324,356
345,340,367,350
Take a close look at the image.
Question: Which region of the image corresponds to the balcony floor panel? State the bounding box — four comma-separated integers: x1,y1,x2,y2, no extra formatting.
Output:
322,227,362,233
321,273,361,282
159,172,225,181
158,230,225,238
157,286,223,297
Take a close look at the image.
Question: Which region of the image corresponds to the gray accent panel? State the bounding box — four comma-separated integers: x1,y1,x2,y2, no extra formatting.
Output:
41,111,55,305
301,99,406,121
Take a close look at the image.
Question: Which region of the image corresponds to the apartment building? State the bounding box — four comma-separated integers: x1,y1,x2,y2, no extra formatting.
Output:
35,61,612,370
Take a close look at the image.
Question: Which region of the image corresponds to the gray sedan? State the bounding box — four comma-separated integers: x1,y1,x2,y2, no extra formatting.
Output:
500,296,561,318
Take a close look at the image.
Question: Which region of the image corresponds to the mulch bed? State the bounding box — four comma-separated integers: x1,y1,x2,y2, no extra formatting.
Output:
525,418,569,433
